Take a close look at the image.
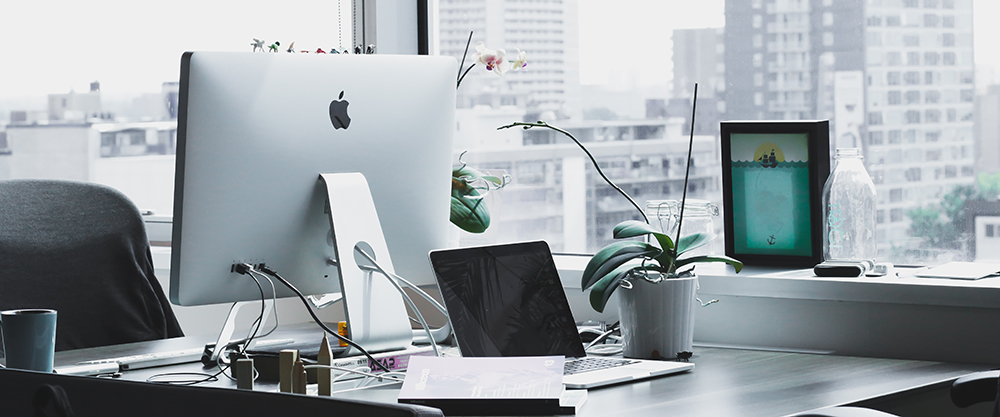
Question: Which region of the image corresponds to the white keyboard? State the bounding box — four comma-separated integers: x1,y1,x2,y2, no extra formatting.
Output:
77,338,294,371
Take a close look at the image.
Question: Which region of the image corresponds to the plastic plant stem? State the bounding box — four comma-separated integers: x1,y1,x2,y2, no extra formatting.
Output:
671,83,699,272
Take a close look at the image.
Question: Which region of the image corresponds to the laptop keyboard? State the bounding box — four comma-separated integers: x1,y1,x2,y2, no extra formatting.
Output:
564,357,640,375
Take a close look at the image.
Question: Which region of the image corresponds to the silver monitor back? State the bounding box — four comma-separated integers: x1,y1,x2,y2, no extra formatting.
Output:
171,51,455,306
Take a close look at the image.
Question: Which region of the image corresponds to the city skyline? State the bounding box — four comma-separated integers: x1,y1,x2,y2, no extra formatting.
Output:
2,1,997,102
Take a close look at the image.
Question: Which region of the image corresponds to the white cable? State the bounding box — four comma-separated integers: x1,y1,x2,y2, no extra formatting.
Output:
584,328,618,350
385,270,448,316
586,344,624,356
304,364,406,383
354,247,442,357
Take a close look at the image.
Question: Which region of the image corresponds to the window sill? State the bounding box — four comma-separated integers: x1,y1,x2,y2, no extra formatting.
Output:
554,254,1000,365
554,254,1000,310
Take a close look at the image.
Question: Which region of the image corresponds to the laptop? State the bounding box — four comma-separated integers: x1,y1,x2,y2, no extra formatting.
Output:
428,241,694,389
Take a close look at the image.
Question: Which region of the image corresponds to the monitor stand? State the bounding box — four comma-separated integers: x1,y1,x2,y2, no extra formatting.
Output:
318,173,413,356
206,298,276,364
206,173,417,363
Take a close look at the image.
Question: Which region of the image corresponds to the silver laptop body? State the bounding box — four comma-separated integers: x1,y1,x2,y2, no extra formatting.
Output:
428,241,693,389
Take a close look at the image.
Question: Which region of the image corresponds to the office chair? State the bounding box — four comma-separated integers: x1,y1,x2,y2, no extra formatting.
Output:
0,179,183,351
793,370,1000,417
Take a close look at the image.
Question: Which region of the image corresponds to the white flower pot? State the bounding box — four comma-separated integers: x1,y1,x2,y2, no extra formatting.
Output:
616,274,697,360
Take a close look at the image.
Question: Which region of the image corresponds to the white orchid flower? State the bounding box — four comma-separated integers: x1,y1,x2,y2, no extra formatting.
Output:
474,42,508,76
510,49,528,71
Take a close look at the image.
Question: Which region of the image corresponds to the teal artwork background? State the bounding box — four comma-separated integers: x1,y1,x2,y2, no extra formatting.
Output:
730,133,812,256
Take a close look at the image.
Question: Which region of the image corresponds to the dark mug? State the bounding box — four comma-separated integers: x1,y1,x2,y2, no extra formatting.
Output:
1,309,57,372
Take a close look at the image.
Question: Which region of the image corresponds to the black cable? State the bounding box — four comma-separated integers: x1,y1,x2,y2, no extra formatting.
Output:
147,271,269,385
245,263,391,373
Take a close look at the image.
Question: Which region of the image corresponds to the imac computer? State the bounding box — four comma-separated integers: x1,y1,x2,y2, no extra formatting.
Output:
171,52,455,353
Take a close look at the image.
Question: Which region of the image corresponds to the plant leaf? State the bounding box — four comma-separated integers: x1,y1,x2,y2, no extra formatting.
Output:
450,186,490,233
612,220,674,250
612,220,657,238
588,264,640,313
581,241,661,290
676,232,716,256
674,254,744,273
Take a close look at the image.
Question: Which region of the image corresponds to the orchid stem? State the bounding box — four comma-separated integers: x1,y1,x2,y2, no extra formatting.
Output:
456,31,475,89
497,121,649,224
674,83,699,260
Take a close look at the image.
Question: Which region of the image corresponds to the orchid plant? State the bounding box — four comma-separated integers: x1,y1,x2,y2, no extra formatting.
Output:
498,85,742,313
451,32,525,234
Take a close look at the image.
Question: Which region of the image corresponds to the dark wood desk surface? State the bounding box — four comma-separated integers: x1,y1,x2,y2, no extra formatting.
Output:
54,326,988,417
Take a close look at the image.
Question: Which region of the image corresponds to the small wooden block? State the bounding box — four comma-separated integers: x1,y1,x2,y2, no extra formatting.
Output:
318,333,334,396
279,349,299,393
292,358,307,394
235,358,254,390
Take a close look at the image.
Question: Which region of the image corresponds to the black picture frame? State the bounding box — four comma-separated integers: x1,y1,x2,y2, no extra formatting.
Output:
720,120,830,268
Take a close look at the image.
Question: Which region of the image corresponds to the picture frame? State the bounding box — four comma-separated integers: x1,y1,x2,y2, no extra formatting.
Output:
720,120,830,268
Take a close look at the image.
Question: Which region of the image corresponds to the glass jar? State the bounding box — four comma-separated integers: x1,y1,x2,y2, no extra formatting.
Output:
645,199,719,257
821,148,877,264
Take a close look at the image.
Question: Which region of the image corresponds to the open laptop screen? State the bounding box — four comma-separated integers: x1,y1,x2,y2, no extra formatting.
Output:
429,241,587,359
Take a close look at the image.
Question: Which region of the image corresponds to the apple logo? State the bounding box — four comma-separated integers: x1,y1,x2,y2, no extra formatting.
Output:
329,90,351,129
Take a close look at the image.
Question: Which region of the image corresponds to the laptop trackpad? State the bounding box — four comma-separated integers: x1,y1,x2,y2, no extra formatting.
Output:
563,362,693,389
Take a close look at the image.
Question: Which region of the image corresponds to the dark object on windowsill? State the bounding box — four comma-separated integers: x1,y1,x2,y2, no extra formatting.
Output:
813,261,871,277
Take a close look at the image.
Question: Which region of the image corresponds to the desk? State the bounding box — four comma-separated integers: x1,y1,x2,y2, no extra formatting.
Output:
52,324,988,417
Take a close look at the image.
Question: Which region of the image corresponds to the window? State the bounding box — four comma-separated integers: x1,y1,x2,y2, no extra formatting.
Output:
925,109,941,123
943,33,956,47
891,208,904,222
887,52,902,66
924,14,939,27
3,0,991,268
890,189,904,203
888,91,902,105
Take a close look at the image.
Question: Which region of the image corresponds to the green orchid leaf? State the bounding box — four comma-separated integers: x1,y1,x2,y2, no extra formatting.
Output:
674,254,744,273
612,220,674,250
588,264,640,313
676,232,716,256
450,186,490,233
581,241,661,290
612,220,657,238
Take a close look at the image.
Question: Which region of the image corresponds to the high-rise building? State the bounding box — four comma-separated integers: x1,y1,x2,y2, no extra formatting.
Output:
438,0,581,120
724,0,976,259
672,28,726,101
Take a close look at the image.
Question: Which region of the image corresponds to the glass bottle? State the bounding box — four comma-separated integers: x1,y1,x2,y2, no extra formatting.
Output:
645,199,720,257
822,148,877,264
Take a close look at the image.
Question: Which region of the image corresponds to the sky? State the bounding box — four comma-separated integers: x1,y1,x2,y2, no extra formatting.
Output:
0,0,997,101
